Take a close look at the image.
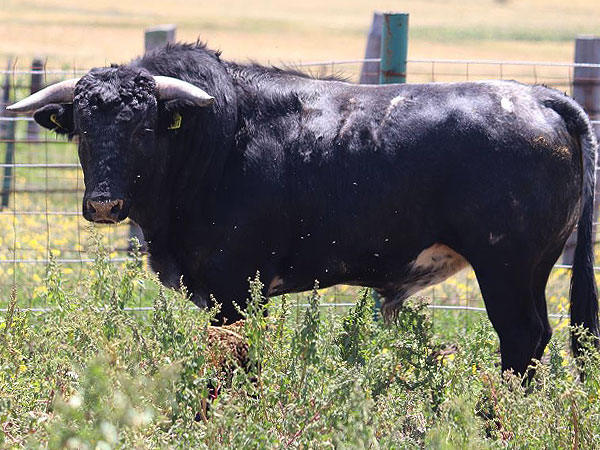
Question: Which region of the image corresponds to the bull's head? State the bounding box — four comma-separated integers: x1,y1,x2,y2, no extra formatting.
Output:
7,68,214,223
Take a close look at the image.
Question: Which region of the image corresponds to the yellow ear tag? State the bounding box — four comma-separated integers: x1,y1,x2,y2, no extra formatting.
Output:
168,113,182,130
49,113,63,129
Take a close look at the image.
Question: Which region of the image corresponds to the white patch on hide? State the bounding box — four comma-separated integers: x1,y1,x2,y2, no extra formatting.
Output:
488,232,505,245
390,95,405,108
382,244,469,318
501,97,514,113
403,244,469,298
383,94,405,119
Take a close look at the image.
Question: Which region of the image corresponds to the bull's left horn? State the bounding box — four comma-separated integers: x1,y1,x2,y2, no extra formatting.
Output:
154,76,215,107
6,78,80,113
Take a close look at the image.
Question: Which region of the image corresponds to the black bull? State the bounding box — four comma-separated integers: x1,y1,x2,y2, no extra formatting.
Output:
8,43,599,376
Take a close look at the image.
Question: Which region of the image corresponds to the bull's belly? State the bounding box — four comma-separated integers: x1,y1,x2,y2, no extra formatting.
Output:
377,243,469,316
267,243,469,306
399,243,469,297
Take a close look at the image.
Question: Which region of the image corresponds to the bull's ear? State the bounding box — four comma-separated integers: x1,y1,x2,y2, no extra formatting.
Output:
157,99,196,132
33,104,74,135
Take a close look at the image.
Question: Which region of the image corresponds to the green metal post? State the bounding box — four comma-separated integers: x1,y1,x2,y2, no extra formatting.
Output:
379,13,409,84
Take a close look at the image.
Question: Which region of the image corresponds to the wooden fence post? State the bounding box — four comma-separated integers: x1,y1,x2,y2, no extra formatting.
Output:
145,24,176,52
379,13,409,84
128,25,177,250
26,58,43,139
1,59,16,210
562,36,600,265
359,12,383,84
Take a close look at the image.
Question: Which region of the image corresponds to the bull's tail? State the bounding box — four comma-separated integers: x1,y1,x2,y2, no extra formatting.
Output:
564,99,599,357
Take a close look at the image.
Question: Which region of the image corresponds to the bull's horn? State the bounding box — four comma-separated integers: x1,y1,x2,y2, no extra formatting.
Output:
6,78,80,113
154,76,215,106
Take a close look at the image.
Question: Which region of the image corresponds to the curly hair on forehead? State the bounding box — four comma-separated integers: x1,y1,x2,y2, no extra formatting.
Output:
75,66,157,109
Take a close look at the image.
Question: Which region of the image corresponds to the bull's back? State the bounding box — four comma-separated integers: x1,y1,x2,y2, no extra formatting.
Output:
280,81,583,257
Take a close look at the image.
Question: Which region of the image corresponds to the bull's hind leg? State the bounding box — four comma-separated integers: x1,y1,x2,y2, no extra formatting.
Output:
531,259,557,362
471,259,545,377
530,247,566,361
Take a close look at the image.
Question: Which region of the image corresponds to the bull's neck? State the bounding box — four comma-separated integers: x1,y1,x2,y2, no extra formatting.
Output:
128,57,317,242
127,159,171,240
126,54,239,241
225,62,314,126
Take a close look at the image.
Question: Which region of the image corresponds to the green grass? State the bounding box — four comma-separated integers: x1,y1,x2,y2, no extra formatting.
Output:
1,238,599,448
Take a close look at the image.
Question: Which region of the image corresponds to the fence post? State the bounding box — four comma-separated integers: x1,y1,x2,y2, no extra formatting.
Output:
379,13,409,84
562,36,600,265
144,24,176,52
26,58,43,140
1,59,16,210
359,12,383,84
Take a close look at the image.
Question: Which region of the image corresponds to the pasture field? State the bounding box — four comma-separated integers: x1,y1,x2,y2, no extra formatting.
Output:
1,242,600,448
1,0,600,67
2,0,600,447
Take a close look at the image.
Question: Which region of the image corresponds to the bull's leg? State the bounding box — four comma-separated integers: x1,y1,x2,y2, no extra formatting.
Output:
205,265,277,325
472,261,544,377
532,288,552,362
531,256,560,361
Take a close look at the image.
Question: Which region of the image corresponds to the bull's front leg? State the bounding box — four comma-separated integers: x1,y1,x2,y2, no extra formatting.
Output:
147,249,214,311
194,250,277,324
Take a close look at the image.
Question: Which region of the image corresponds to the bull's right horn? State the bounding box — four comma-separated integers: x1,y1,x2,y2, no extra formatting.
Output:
6,78,80,113
154,76,215,107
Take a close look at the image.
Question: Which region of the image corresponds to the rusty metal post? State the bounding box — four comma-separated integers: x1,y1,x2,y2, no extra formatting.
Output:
563,36,600,265
379,13,409,84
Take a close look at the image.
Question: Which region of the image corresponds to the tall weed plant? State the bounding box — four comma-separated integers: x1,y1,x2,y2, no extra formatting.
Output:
1,231,600,448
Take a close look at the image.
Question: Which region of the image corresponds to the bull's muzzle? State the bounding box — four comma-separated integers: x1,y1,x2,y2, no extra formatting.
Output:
86,199,124,224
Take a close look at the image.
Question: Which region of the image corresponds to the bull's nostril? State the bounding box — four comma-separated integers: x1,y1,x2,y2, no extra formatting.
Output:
87,199,125,223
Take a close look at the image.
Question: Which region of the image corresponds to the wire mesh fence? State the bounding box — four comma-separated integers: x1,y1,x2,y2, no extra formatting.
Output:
1,57,599,324
0,68,131,309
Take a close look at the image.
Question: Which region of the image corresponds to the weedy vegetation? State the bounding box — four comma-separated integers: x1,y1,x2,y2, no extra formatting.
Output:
2,1,600,445
1,233,600,449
